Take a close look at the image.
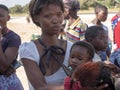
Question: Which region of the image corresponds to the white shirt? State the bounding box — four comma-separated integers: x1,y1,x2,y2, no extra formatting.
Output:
18,41,73,90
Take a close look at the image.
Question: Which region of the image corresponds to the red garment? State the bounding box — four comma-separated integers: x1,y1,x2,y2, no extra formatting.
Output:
111,15,120,49
64,76,81,90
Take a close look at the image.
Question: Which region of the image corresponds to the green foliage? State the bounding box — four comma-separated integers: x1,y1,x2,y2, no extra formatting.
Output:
9,0,120,14
22,4,29,13
9,4,29,14
10,5,23,13
78,0,118,10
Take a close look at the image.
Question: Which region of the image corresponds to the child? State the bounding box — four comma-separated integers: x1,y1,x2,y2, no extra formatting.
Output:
68,41,95,71
88,4,111,61
64,62,117,90
63,0,87,42
85,26,108,62
0,4,23,90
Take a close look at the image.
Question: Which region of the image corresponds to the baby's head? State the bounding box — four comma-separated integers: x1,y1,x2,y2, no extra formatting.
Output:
85,26,108,52
69,41,95,70
71,62,116,90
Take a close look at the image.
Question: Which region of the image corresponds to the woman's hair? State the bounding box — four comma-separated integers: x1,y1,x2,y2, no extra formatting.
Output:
63,0,80,11
29,0,64,26
0,4,9,13
94,4,108,14
70,41,95,60
71,62,116,90
85,26,105,42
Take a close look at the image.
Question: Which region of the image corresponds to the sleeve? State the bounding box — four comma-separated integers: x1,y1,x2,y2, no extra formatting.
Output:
8,34,21,48
18,42,40,64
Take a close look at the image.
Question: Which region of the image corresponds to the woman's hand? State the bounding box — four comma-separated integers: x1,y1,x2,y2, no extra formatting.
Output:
4,65,15,77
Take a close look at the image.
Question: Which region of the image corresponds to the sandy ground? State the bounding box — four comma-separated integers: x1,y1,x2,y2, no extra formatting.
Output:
7,13,115,90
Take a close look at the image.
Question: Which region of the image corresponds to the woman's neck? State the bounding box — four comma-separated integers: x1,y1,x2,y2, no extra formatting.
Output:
40,34,59,46
2,27,9,35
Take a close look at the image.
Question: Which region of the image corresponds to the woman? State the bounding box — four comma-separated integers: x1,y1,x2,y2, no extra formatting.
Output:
19,0,72,90
0,4,23,90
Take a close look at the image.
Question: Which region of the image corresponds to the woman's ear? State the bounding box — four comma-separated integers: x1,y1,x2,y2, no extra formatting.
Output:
7,15,10,21
33,15,41,26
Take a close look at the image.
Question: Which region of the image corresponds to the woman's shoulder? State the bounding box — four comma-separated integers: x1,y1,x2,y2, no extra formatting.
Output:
19,41,36,49
19,41,38,56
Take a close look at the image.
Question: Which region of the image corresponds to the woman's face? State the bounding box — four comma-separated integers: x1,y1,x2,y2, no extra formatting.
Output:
96,9,108,22
0,8,9,28
69,45,91,70
35,4,64,35
92,30,108,51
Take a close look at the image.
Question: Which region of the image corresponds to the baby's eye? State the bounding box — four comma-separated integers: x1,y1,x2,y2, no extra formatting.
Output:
78,58,82,61
44,15,52,19
57,13,62,17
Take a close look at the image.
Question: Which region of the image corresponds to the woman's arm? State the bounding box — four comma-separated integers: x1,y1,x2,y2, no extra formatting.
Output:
22,58,65,90
21,58,46,90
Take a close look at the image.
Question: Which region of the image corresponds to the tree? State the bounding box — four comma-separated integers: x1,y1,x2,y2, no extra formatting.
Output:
10,5,23,13
22,4,29,13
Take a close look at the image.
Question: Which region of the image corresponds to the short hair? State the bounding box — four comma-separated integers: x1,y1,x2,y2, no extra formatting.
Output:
94,4,108,14
29,0,64,26
70,41,95,59
85,26,105,42
0,4,9,13
63,0,80,11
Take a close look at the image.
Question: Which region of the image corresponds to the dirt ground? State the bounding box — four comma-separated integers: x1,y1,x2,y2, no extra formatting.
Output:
8,14,114,90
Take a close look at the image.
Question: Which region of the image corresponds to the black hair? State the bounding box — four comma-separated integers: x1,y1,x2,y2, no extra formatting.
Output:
94,4,108,14
70,41,95,60
0,4,9,13
29,0,64,26
66,0,80,11
96,62,115,90
85,26,105,42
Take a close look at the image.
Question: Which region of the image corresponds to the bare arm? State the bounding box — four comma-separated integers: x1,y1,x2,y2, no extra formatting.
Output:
22,58,64,90
0,43,18,73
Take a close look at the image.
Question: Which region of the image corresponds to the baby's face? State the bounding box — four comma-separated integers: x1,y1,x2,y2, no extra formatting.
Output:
69,45,91,70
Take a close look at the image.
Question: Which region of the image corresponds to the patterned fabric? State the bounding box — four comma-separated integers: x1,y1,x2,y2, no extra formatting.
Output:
110,48,120,67
0,74,23,90
64,76,81,90
111,15,120,31
66,17,87,42
0,29,23,90
111,15,120,49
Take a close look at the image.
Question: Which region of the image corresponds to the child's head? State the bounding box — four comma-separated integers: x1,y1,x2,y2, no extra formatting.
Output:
69,41,95,70
71,62,116,90
94,4,108,22
85,26,108,52
63,0,80,19
0,4,10,28
29,0,64,27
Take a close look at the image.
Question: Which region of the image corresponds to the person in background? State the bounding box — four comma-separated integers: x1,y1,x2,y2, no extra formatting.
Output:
111,11,120,50
68,41,95,71
18,0,72,90
85,26,108,62
62,0,87,42
88,4,111,61
0,4,23,90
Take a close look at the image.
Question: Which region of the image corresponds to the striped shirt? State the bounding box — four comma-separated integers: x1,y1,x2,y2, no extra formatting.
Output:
66,17,88,43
